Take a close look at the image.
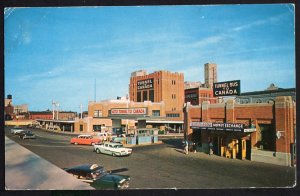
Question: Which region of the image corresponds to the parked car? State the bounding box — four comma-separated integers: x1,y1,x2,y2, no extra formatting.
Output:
70,135,101,146
10,126,25,135
19,131,36,139
64,164,130,190
94,142,132,157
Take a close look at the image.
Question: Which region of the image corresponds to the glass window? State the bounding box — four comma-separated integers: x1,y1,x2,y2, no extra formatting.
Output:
93,110,102,117
152,110,160,116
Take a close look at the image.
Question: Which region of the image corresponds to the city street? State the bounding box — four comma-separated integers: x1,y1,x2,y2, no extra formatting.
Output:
5,127,296,189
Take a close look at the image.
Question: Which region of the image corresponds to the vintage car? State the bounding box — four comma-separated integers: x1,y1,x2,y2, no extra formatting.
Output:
10,126,25,135
19,130,36,139
64,164,130,190
70,134,101,146
94,142,132,157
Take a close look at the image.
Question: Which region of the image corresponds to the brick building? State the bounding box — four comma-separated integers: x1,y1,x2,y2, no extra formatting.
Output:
185,87,217,105
129,70,184,122
184,96,296,166
29,111,53,120
204,63,217,89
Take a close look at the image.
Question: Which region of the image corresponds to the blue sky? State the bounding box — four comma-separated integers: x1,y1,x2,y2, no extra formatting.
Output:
4,4,295,112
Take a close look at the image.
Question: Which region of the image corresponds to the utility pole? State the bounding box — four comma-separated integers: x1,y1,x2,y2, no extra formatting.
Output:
80,104,83,119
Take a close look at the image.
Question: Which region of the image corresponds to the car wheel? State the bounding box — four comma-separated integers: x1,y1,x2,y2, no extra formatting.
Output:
74,142,78,145
96,148,100,154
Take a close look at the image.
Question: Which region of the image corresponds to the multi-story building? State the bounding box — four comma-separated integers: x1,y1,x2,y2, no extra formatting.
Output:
129,70,184,121
204,63,217,89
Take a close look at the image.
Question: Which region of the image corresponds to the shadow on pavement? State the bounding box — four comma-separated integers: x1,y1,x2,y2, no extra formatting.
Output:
161,138,183,149
110,168,129,174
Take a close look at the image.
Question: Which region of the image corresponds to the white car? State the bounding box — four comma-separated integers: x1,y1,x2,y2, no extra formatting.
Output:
10,126,25,135
94,142,132,157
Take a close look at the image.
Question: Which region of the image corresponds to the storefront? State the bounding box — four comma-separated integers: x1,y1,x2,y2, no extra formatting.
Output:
190,122,252,160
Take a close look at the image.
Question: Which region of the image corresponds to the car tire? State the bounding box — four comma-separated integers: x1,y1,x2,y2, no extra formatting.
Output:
96,148,101,154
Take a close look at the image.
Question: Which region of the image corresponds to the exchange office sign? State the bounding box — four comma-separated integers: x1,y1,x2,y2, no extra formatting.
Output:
213,80,241,97
111,108,147,115
137,79,154,90
190,122,244,132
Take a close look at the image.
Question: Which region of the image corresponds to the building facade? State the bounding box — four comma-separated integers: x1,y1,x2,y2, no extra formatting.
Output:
129,70,184,121
185,87,217,105
184,96,296,166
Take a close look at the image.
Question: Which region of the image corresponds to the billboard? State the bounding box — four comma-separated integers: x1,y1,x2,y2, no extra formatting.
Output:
213,80,241,97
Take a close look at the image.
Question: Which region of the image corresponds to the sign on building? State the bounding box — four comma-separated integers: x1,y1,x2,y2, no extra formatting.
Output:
137,78,154,90
190,121,244,132
213,80,241,97
111,108,147,115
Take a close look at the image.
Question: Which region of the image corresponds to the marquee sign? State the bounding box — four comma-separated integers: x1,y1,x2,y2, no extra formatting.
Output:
111,108,147,115
190,122,244,132
137,79,154,90
213,80,241,97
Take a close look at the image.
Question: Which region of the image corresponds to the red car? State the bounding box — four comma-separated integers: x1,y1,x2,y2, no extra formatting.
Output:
70,135,101,146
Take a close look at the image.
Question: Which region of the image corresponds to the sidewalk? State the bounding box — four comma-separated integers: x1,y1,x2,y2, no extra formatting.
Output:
5,136,94,190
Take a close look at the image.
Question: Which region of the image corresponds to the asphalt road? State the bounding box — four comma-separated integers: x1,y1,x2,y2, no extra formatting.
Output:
5,127,296,189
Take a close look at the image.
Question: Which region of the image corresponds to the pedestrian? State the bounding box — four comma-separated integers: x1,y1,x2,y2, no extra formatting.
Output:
184,140,189,155
209,141,213,155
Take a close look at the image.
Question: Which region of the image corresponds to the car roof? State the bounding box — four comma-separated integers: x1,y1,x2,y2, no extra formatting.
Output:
103,142,123,145
66,164,103,172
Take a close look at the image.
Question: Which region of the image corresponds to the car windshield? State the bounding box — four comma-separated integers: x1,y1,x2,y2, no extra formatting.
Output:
92,167,109,179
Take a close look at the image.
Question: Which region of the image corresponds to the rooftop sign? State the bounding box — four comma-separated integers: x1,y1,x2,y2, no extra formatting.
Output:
213,80,241,97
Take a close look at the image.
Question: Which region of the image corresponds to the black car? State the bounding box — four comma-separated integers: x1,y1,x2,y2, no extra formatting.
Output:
19,130,36,139
64,164,130,190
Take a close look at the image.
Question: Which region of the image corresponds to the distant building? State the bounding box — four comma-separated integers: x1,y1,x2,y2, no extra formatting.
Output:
29,111,53,120
14,104,28,114
184,81,202,89
204,63,217,89
236,84,295,104
185,87,217,105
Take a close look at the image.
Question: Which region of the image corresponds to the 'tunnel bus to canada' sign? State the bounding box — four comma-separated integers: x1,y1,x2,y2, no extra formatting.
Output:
213,80,241,97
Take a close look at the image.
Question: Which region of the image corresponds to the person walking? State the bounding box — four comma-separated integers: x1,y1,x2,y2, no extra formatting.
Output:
184,140,189,155
209,141,213,155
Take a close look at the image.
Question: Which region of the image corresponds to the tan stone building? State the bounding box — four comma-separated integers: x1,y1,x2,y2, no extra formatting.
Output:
204,63,217,89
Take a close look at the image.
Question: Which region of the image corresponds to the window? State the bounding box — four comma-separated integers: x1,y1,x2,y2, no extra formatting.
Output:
93,110,102,117
152,110,160,117
143,91,147,101
93,125,101,132
149,90,154,102
137,92,142,102
80,125,83,132
166,113,180,118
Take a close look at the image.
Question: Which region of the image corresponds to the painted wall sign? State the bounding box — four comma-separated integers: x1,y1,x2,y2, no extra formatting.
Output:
137,78,154,90
213,80,241,97
111,108,147,115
